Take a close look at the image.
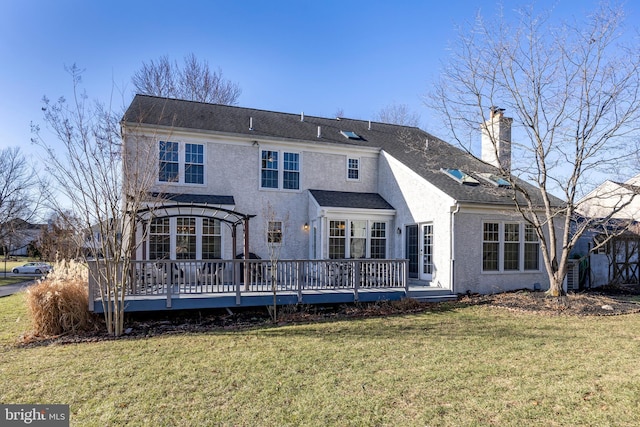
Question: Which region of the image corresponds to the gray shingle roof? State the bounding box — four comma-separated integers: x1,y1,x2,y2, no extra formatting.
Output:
125,95,564,208
309,190,394,210
150,193,235,205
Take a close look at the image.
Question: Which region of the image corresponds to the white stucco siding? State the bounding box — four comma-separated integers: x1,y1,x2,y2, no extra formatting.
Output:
377,152,455,288
453,208,553,294
125,126,382,261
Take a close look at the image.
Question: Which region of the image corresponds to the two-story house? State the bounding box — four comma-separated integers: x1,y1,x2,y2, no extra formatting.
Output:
113,95,564,311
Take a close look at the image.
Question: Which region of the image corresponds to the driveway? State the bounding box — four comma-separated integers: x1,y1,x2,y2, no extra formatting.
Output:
0,280,35,297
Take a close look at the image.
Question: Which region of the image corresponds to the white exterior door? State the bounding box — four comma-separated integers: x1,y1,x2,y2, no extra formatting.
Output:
419,223,433,281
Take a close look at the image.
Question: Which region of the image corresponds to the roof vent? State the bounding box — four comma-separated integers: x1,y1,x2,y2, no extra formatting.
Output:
317,126,321,138
368,120,371,131
249,117,253,131
301,111,304,122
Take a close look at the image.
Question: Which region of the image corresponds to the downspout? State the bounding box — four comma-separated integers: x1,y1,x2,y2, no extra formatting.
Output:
449,202,460,294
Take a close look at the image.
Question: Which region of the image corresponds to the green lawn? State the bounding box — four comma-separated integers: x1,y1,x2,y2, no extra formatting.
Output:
1,294,640,426
0,276,34,286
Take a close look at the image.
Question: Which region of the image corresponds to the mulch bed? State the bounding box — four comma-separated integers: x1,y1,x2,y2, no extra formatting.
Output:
463,290,640,316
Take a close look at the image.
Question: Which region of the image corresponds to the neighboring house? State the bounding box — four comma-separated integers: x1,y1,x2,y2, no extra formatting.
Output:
573,175,640,287
117,94,564,306
81,220,122,259
1,219,43,257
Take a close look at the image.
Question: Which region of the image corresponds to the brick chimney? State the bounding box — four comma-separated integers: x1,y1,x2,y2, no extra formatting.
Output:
481,107,513,173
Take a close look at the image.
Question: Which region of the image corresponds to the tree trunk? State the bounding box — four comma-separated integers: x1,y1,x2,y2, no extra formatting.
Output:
546,275,565,297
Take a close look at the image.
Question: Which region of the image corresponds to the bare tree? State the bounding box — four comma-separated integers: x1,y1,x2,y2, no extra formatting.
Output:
31,65,159,336
429,3,640,296
37,210,83,261
132,53,242,105
0,147,40,260
375,102,421,127
263,202,289,323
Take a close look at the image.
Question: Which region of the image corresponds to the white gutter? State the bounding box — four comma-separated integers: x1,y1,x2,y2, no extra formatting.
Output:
450,202,460,294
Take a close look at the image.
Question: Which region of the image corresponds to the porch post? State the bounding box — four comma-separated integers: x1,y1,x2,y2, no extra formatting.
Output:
243,216,250,292
297,260,303,303
231,223,237,286
354,260,360,302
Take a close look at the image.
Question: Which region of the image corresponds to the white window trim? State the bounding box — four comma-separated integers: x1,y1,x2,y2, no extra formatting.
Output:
481,221,541,273
259,148,302,191
267,220,284,246
158,141,206,186
326,218,388,259
147,217,222,260
346,157,360,181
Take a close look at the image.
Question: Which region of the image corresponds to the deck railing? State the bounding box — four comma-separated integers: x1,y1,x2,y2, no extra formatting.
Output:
88,258,408,308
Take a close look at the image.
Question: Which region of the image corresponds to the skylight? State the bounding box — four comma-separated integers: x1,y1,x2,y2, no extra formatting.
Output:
479,173,511,188
340,130,361,140
441,168,480,185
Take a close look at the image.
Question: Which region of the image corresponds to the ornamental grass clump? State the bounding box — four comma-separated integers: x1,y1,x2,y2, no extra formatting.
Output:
26,260,93,336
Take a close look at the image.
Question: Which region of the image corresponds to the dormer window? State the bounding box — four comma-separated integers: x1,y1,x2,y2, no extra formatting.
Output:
441,168,479,185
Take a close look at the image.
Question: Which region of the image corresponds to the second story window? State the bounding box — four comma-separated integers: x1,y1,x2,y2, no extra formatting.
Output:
158,141,205,185
283,153,300,189
261,151,278,188
261,149,300,190
347,158,359,180
159,141,179,182
185,144,204,184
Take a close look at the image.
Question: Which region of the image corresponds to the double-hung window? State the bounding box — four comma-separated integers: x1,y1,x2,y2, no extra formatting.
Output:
185,143,204,184
329,220,347,259
503,223,520,271
202,218,221,259
283,153,300,189
524,224,540,270
149,218,171,260
370,222,387,259
483,223,499,271
158,141,205,184
261,151,279,189
260,149,300,190
347,158,360,180
159,141,179,182
267,221,283,245
482,222,540,272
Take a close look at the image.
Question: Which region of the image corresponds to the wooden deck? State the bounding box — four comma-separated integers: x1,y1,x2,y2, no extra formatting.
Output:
88,259,455,313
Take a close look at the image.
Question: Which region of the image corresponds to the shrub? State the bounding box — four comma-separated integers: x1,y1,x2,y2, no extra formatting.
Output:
25,260,94,336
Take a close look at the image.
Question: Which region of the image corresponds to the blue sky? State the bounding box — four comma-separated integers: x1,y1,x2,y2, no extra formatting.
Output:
1,0,636,162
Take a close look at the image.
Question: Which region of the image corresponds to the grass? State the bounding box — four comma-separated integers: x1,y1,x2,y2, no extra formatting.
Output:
0,276,34,286
2,295,640,426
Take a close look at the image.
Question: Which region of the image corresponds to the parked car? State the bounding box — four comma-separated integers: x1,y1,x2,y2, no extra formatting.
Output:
12,262,52,275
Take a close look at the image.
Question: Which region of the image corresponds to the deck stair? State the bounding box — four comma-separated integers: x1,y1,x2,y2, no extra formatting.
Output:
407,286,458,303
